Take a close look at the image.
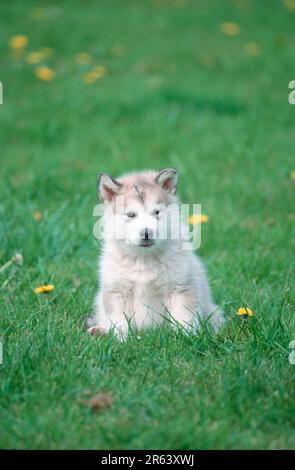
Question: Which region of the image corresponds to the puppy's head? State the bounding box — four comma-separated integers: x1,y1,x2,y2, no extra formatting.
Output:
98,168,179,250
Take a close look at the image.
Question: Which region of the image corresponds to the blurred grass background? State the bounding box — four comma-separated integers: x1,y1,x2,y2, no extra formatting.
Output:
0,0,295,449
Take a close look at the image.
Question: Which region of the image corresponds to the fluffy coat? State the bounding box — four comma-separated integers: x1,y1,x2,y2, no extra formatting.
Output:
88,169,223,339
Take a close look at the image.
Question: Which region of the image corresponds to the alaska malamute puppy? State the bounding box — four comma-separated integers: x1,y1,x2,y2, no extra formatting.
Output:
88,168,223,339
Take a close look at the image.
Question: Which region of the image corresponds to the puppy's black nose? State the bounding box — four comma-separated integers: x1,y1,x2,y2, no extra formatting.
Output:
141,227,153,240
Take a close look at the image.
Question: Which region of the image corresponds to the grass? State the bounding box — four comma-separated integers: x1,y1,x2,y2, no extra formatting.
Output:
0,0,295,450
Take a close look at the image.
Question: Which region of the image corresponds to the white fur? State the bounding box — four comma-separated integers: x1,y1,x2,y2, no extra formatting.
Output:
88,169,223,340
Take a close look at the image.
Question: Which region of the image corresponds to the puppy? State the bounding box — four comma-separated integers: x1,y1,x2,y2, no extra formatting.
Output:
87,168,223,340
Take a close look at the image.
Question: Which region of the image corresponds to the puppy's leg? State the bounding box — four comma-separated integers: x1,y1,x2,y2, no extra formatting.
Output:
87,290,129,341
87,291,109,337
168,292,224,332
192,259,224,330
167,291,197,330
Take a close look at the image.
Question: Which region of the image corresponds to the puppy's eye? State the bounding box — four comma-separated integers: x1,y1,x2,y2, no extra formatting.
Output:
126,211,137,218
153,209,160,217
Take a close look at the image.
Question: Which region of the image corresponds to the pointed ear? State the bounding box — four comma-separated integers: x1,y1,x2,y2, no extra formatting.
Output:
155,168,178,194
98,173,122,202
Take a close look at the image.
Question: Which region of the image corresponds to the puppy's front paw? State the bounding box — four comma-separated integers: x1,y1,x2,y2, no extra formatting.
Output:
87,325,107,337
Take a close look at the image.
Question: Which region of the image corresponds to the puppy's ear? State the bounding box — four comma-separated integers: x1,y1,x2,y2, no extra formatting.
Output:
155,168,178,194
98,173,122,202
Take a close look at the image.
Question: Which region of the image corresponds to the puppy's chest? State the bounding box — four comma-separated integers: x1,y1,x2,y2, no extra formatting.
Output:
111,259,171,296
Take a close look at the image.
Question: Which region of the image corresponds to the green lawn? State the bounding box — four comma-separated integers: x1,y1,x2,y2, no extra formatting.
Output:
1,0,295,450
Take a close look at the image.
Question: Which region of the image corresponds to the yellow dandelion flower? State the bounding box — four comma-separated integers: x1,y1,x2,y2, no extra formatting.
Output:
284,0,295,11
75,52,92,64
220,22,240,36
92,65,107,77
83,66,107,84
34,284,55,294
26,51,44,64
9,35,29,50
244,43,261,56
290,170,295,180
33,211,42,221
83,71,97,84
110,45,126,57
27,49,53,64
35,66,55,81
237,307,254,316
189,214,209,224
83,73,93,84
